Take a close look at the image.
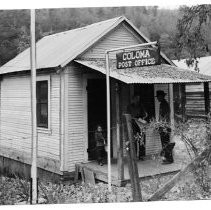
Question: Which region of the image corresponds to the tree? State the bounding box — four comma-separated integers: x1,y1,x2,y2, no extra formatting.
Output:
0,10,30,65
174,5,211,68
17,26,30,53
0,7,181,66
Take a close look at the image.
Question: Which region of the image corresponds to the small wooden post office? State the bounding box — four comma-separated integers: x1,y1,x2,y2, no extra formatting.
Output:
0,16,211,181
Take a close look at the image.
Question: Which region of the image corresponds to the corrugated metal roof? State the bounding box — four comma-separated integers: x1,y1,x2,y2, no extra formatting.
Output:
75,59,211,84
0,16,173,75
0,16,123,74
173,56,211,76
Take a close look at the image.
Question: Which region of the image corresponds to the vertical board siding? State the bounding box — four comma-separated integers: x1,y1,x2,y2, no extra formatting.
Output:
0,73,61,166
80,24,142,59
66,65,86,172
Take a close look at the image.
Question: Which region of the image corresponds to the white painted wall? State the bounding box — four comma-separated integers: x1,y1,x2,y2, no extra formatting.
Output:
0,72,61,172
65,65,86,172
81,23,143,60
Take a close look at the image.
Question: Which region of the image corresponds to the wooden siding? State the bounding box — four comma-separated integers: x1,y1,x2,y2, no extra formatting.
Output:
80,23,142,59
185,83,210,117
0,73,61,173
65,65,86,172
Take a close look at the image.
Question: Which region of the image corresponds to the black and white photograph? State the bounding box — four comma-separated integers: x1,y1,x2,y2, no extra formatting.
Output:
0,0,211,208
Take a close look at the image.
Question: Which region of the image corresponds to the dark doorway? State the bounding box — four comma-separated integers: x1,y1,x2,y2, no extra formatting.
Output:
134,84,155,121
87,78,107,160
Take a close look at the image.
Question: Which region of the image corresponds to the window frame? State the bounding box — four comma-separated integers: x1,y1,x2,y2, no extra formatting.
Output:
36,75,51,133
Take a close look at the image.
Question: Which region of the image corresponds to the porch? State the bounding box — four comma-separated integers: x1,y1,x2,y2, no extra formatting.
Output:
75,139,190,186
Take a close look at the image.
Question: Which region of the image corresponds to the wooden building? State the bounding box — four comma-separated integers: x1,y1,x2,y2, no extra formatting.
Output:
0,16,211,184
174,57,211,118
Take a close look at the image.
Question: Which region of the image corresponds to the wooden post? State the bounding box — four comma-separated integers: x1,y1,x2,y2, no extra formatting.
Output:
105,52,112,191
116,82,124,182
30,9,38,204
181,84,186,122
169,84,175,137
204,82,210,116
123,114,142,202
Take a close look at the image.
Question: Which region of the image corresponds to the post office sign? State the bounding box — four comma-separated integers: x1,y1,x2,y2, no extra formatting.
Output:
116,48,160,69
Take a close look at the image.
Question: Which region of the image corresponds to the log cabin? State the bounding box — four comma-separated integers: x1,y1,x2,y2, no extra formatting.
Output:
174,57,211,118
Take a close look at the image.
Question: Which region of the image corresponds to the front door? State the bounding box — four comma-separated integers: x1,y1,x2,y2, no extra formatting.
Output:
87,78,107,160
134,84,155,121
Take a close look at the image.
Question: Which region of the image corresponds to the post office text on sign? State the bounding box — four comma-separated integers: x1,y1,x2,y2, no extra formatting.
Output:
116,48,160,69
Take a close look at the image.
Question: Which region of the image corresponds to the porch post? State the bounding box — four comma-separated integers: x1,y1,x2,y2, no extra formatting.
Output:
116,82,124,183
204,82,210,116
105,52,111,191
169,84,175,137
181,84,186,122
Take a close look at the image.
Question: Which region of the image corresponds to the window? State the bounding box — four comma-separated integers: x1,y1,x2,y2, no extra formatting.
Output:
37,80,48,128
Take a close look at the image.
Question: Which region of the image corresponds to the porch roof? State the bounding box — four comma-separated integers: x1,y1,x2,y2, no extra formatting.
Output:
75,59,211,84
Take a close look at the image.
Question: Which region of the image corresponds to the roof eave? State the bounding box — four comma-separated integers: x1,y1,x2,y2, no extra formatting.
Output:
74,59,211,84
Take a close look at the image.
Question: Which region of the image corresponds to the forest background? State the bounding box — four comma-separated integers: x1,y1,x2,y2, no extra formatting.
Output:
0,6,211,66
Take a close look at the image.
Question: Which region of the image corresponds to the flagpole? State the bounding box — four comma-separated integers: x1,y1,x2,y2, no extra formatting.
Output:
30,9,38,204
105,52,111,191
